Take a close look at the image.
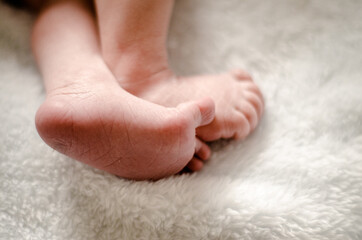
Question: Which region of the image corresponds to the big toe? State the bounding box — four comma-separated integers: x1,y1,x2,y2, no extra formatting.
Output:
177,97,215,128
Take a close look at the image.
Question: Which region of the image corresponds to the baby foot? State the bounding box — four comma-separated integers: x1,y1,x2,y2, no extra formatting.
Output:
119,68,264,142
35,68,215,180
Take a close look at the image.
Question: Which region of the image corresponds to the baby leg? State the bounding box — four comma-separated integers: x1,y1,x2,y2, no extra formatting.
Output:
32,0,215,180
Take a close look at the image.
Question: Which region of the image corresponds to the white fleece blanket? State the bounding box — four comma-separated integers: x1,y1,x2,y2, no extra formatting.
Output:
1,0,362,239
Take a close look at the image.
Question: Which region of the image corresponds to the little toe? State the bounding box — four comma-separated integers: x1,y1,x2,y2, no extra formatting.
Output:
195,138,211,160
235,101,258,130
230,69,253,81
186,157,204,172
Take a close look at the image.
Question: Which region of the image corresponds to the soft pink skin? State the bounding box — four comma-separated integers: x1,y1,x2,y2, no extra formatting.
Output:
124,70,264,141
32,0,264,180
95,1,264,145
32,1,214,180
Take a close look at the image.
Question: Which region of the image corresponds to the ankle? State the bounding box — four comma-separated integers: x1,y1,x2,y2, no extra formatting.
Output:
109,53,174,94
102,40,174,94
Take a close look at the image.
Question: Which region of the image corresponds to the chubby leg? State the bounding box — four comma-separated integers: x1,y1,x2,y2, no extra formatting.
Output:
95,0,264,142
32,0,215,180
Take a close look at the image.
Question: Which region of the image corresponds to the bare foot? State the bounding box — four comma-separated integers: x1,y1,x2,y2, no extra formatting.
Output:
95,0,264,171
116,68,264,142
32,0,215,179
35,68,215,180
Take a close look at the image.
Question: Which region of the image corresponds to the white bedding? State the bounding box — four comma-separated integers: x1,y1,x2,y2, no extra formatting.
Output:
1,0,361,239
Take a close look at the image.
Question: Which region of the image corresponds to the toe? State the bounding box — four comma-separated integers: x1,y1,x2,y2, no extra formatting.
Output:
219,114,242,139
195,138,211,160
232,111,251,140
231,69,253,81
239,82,264,100
244,91,264,118
177,98,215,128
196,119,223,141
235,101,258,130
186,157,204,172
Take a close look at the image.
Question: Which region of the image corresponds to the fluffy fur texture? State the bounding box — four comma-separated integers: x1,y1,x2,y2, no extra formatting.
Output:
1,0,361,239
